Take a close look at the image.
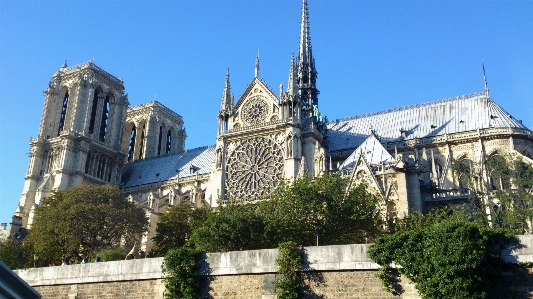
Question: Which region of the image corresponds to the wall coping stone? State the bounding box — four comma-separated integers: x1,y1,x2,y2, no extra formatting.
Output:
15,235,533,287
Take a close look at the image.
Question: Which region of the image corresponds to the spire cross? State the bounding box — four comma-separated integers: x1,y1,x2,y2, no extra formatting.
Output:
255,57,260,78
482,60,489,96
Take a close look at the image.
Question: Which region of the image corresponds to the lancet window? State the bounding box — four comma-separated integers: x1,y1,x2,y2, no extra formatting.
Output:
127,126,136,161
139,125,146,160
157,126,163,155
88,90,99,134
57,90,69,136
487,155,511,190
166,130,172,154
454,158,473,190
98,95,110,142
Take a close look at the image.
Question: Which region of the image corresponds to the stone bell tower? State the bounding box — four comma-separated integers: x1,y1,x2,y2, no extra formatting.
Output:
13,61,129,229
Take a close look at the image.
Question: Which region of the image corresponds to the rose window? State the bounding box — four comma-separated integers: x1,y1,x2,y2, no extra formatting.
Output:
241,96,269,125
226,137,284,200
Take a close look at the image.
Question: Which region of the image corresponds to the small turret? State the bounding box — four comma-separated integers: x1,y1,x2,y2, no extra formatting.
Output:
287,52,297,96
218,68,233,135
220,68,232,112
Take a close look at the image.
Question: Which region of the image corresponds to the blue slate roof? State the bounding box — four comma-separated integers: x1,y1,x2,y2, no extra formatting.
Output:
327,92,528,152
121,146,215,188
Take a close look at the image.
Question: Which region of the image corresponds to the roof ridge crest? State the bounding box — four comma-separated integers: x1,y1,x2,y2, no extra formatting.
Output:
330,91,485,124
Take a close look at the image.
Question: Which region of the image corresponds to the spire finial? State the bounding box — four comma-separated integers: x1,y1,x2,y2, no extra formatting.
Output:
287,52,297,95
61,60,67,69
221,68,232,110
297,0,319,108
482,60,489,97
255,56,260,78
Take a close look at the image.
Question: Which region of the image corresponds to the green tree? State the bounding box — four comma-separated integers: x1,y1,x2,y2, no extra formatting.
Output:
451,155,533,233
188,201,264,252
261,173,382,247
94,247,127,262
162,247,203,299
151,203,206,256
0,236,27,269
275,241,302,299
25,184,148,265
369,220,512,299
487,156,533,233
189,173,382,251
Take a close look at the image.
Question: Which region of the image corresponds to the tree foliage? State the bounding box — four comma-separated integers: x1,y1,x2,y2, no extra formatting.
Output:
95,247,127,262
369,217,512,299
188,201,265,252
0,237,27,269
451,154,533,234
275,241,303,299
25,184,148,265
262,173,382,247
487,156,533,233
151,204,206,256
188,173,382,252
162,247,203,299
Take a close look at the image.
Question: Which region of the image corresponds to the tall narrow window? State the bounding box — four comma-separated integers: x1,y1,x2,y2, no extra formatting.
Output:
139,125,145,159
166,130,172,154
157,126,163,155
99,95,110,142
85,152,91,174
58,90,69,136
88,90,99,134
128,126,136,161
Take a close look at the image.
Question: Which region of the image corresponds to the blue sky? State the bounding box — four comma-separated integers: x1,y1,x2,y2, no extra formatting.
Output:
1,0,532,225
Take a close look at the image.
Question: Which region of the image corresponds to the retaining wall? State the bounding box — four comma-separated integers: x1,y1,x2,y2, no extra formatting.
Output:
15,235,533,299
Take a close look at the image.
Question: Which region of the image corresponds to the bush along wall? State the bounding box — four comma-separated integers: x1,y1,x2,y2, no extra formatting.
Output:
275,241,303,299
162,247,203,299
369,220,512,299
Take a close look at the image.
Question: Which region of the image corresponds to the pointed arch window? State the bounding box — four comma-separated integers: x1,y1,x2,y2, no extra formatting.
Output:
98,95,110,142
88,90,99,134
166,130,172,154
127,126,136,161
487,155,511,190
58,90,69,136
454,158,473,190
157,126,163,155
139,125,145,159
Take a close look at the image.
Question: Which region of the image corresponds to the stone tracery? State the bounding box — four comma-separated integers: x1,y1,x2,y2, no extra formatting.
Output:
241,96,269,125
225,137,284,201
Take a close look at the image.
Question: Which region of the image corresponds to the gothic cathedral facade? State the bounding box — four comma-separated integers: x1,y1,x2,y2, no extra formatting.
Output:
11,0,533,252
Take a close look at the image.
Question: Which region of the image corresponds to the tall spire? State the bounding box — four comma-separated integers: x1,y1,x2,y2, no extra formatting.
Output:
482,60,489,97
255,56,260,78
221,68,232,110
297,0,318,107
298,0,316,88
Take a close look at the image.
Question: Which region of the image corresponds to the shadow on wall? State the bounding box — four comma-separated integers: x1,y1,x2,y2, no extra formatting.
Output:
199,253,214,299
299,247,325,299
494,239,533,298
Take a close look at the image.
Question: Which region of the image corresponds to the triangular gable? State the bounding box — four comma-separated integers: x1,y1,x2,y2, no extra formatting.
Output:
233,77,279,112
345,153,386,198
340,134,394,169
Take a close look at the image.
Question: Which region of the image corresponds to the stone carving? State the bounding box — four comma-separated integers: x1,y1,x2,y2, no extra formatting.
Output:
225,137,284,200
241,96,269,125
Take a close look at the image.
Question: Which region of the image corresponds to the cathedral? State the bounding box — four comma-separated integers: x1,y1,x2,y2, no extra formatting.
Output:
11,0,533,252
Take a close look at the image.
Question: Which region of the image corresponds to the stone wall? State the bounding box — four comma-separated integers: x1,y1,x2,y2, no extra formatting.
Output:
15,236,533,299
